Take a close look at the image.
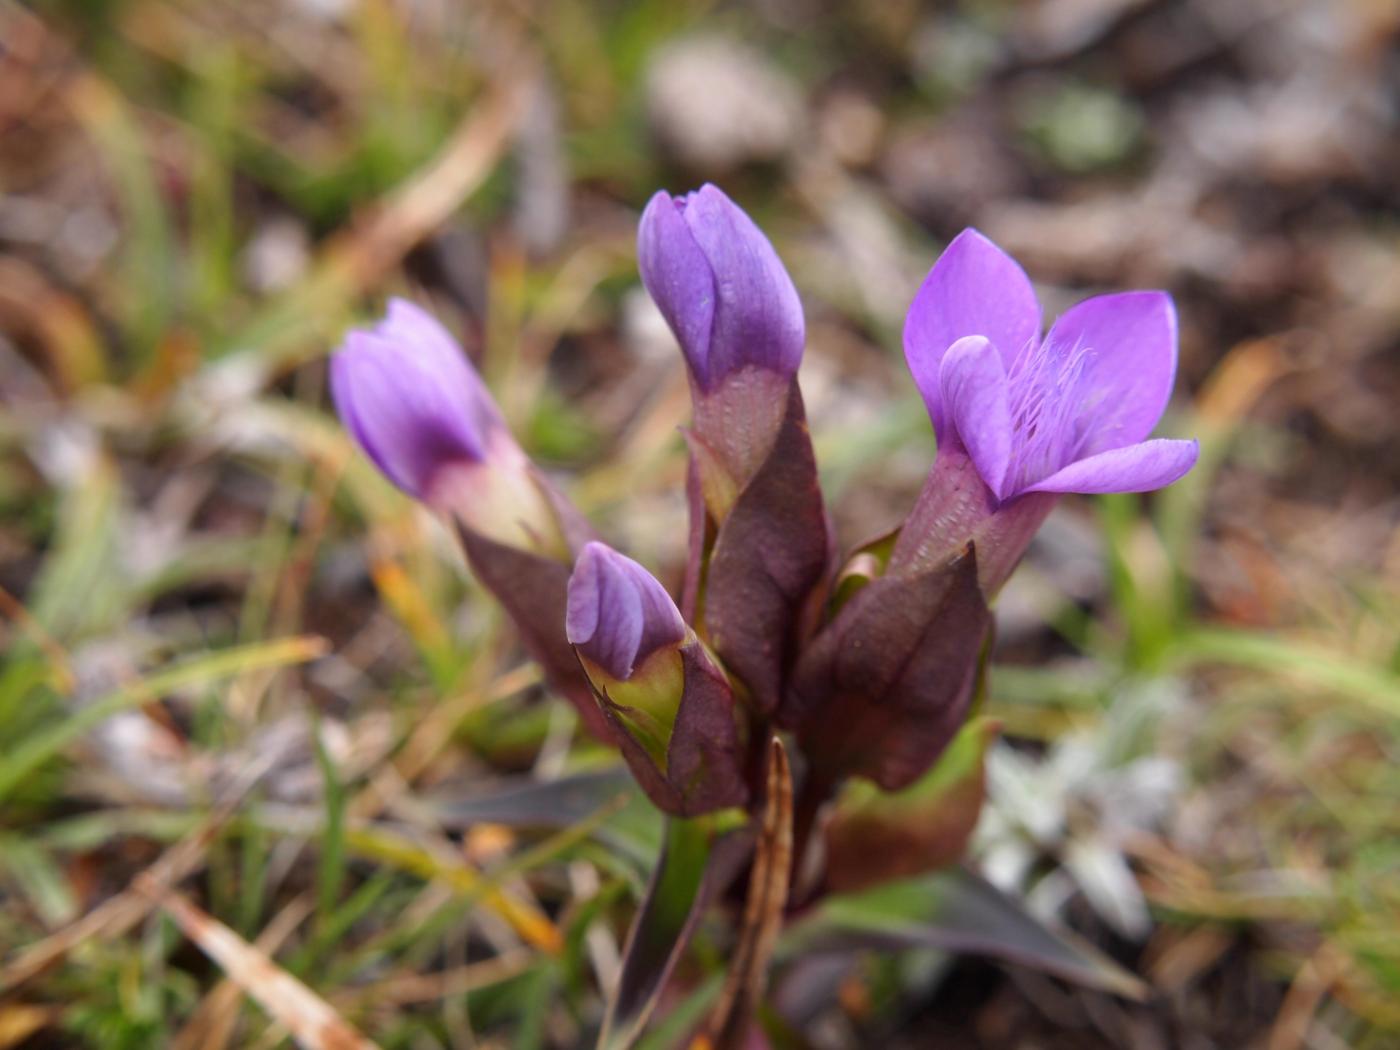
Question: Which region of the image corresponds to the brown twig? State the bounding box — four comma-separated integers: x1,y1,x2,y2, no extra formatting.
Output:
705,736,794,1049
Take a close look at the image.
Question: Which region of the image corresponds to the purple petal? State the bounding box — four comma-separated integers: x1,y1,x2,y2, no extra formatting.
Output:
375,298,462,367
938,336,1013,500
567,542,686,681
638,190,718,385
1041,291,1178,455
904,229,1042,439
330,328,491,498
676,184,804,387
1022,439,1199,495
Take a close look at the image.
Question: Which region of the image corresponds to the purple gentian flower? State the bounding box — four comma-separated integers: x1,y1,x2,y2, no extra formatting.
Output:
638,184,804,391
567,542,687,681
905,229,1198,501
330,298,511,502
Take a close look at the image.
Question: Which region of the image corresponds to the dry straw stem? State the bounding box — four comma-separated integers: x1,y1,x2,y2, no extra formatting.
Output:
139,880,379,1050
226,40,539,375
705,737,793,1049
336,949,534,1007
172,895,316,1050
0,675,321,993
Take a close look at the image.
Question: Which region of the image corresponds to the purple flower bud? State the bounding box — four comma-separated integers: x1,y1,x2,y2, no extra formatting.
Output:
566,542,687,681
330,298,509,501
904,229,1198,502
638,184,804,391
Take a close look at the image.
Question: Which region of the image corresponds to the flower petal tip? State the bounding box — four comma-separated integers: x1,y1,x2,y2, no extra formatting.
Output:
329,303,500,500
638,184,803,389
567,542,686,681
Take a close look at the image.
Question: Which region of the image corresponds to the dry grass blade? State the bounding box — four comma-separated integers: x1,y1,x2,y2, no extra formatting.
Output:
338,949,534,1007
0,1003,56,1049
229,49,536,374
171,895,315,1050
705,736,793,1049
142,882,380,1050
1268,941,1346,1050
0,799,244,991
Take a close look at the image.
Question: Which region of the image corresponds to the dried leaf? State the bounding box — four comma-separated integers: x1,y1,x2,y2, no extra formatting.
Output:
0,1004,55,1049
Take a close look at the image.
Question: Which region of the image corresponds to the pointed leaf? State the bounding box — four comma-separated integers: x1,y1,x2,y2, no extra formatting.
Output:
425,768,638,829
599,818,754,1050
594,643,749,818
456,522,614,741
700,380,831,713
785,867,1147,999
780,549,991,790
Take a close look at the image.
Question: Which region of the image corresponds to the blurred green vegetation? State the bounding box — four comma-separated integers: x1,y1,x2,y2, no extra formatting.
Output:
2,0,1399,1047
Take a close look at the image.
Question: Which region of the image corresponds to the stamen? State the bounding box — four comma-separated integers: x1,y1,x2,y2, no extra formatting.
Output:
1003,337,1098,494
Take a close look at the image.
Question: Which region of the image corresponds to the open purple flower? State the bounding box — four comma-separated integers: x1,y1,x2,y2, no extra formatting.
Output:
330,298,508,502
638,184,804,391
904,229,1198,501
567,542,687,681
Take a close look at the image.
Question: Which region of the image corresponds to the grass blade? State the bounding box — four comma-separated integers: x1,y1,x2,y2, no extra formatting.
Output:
0,636,327,806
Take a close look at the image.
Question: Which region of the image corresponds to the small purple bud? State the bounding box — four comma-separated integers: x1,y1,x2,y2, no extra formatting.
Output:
330,298,508,501
567,542,687,681
638,184,804,391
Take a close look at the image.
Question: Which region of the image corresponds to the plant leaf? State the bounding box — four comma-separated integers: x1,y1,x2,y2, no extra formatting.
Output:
598,817,754,1050
0,635,328,807
784,867,1147,999
455,522,614,741
780,548,991,790
822,718,998,894
426,768,638,829
597,643,749,818
697,379,831,714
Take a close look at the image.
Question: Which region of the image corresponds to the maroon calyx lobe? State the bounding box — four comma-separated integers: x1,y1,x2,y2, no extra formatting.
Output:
687,373,832,714
779,547,991,790
593,642,749,817
454,507,615,744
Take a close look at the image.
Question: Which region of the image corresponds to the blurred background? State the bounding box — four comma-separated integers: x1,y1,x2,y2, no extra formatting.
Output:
1,0,1398,1046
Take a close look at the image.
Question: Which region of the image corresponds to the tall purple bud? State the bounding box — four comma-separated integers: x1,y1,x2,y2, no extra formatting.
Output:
638,186,831,715
638,185,804,394
894,229,1199,592
567,543,747,817
330,299,610,739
